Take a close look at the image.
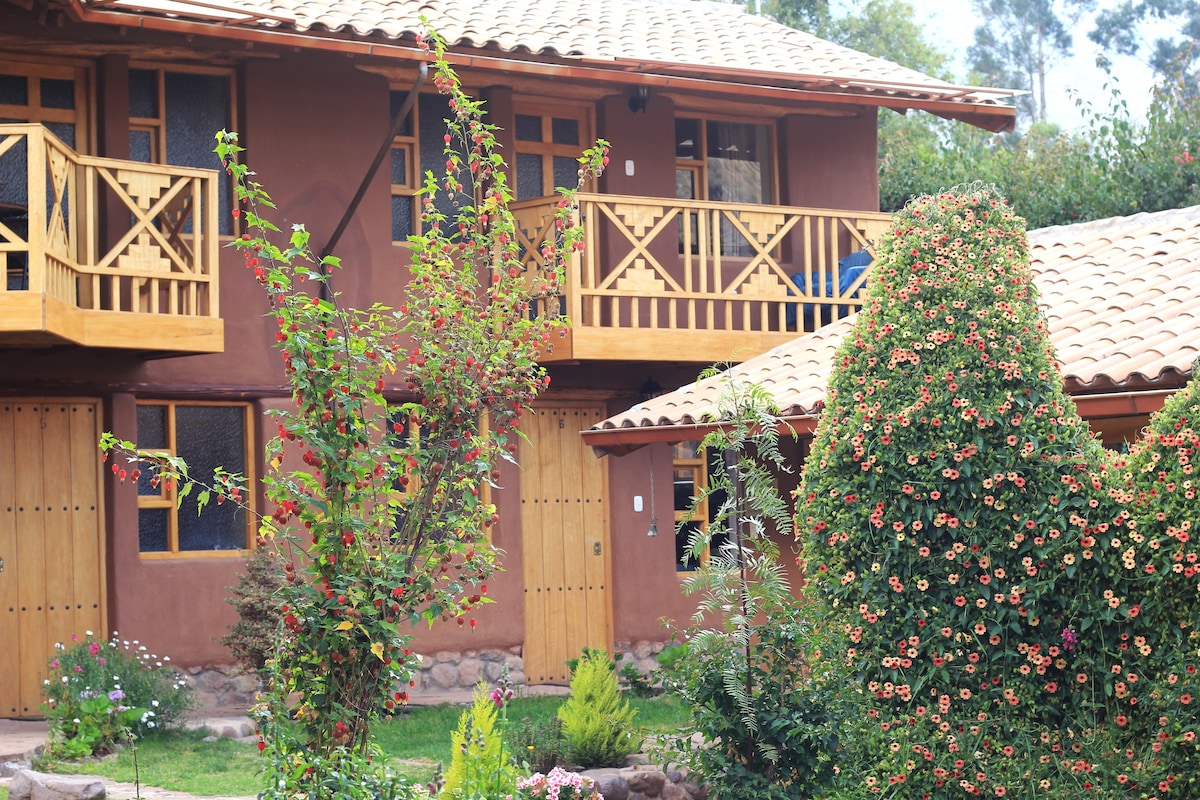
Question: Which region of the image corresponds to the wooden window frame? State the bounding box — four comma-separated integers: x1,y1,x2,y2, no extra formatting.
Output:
127,62,237,166
387,89,420,246
673,441,713,573
674,113,779,206
0,57,92,152
136,400,255,559
390,412,493,541
512,99,594,199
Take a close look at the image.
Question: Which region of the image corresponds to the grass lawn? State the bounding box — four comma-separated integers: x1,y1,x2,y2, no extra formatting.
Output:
38,694,691,797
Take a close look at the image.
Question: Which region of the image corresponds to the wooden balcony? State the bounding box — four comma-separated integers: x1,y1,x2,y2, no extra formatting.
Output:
0,124,222,353
512,193,891,364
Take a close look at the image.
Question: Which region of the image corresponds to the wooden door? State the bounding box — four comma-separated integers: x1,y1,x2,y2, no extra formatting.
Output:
520,403,610,684
0,399,105,718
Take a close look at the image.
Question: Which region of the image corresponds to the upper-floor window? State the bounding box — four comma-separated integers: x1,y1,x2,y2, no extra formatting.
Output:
128,65,234,233
676,117,774,257
136,401,254,556
0,59,89,209
513,103,591,201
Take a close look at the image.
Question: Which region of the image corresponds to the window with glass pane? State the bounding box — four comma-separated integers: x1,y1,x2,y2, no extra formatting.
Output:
675,117,773,256
0,61,86,213
135,401,252,555
128,66,233,233
513,104,591,200
672,442,730,572
388,88,420,243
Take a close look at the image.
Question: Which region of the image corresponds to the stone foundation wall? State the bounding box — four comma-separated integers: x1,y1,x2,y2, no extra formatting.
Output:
182,639,672,710
589,766,706,800
411,647,525,695
184,665,259,714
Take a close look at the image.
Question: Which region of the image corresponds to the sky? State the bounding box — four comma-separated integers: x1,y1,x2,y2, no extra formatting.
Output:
832,0,1177,131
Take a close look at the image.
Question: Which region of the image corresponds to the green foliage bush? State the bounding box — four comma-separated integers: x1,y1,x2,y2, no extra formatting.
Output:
557,650,639,768
505,715,566,774
43,632,193,758
660,607,846,800
878,72,1200,228
797,185,1145,795
654,375,851,798
440,686,518,800
1109,373,1200,794
221,543,285,675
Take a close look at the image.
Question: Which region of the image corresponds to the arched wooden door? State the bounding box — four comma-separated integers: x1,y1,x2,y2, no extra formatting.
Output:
0,399,105,718
520,403,610,684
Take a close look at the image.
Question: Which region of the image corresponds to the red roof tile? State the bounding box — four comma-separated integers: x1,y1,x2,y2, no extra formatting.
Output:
79,0,1016,123
594,204,1200,437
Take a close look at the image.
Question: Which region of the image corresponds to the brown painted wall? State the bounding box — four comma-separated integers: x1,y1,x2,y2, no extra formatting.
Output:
779,111,879,212
0,19,889,672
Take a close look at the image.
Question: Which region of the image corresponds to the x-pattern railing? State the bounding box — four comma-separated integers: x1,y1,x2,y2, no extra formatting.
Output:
0,124,219,320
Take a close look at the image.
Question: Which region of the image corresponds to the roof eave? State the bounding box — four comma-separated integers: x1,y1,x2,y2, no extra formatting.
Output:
62,1,1017,131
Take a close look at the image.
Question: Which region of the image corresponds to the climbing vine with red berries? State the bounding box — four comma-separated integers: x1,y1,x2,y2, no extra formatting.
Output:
103,26,608,800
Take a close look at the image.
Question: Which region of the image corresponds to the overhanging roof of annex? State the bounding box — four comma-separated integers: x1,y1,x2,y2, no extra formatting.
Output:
585,203,1200,454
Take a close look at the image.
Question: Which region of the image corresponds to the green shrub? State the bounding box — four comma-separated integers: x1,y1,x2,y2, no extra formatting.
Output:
659,607,847,800
221,543,286,675
557,650,639,768
654,373,845,798
797,185,1138,796
1111,372,1200,793
617,662,654,698
43,632,193,757
505,715,566,774
440,685,518,800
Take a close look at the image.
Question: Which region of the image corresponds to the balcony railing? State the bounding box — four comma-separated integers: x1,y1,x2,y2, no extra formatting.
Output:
0,124,222,352
511,193,891,363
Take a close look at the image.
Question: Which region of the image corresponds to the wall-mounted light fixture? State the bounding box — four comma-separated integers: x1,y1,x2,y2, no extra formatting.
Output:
628,85,650,114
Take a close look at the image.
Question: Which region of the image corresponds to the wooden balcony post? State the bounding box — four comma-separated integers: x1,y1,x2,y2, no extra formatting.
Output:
24,126,46,295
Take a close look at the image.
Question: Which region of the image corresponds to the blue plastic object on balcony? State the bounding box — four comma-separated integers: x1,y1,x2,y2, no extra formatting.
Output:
786,249,873,330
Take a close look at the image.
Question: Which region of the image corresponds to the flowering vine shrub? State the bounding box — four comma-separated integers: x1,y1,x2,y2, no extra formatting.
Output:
796,185,1149,797
1108,373,1200,795
102,26,607,800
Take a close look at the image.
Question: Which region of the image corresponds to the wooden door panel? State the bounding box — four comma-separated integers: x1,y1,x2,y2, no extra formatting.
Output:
0,399,103,719
0,403,20,716
521,403,610,685
14,402,47,717
69,404,103,638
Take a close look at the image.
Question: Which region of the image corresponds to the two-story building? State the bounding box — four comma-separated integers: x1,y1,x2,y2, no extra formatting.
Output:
0,0,1016,716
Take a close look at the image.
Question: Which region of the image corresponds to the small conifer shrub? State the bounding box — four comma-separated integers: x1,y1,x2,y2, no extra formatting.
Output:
440,685,518,800
557,650,639,768
221,544,286,675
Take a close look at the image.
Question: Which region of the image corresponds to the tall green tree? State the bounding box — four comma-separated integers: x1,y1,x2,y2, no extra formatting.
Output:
760,0,831,32
825,0,954,79
968,0,1096,124
1089,0,1200,82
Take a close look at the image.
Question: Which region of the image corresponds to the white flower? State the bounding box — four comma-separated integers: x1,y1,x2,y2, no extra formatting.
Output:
152,700,160,707
163,656,170,662
85,630,94,636
43,679,50,686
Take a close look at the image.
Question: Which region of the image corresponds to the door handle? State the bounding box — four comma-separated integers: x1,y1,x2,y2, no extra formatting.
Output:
593,542,601,556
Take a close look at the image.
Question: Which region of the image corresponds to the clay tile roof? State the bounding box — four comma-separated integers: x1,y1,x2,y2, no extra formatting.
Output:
593,204,1200,439
77,0,1015,122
